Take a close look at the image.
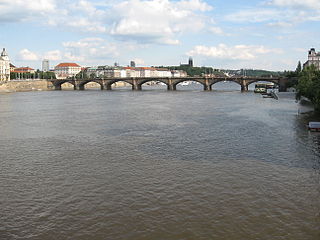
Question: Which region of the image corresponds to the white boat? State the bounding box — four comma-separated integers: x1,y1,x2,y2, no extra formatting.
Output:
308,122,320,131
181,81,190,86
157,81,166,86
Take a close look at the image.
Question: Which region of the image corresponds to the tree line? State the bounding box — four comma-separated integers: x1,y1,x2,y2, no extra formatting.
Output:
293,62,320,112
10,71,56,80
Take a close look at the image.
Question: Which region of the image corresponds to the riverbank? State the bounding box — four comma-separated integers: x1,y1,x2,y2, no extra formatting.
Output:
0,80,53,92
0,79,131,93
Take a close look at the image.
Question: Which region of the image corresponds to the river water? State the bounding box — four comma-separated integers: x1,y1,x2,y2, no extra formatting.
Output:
0,83,319,240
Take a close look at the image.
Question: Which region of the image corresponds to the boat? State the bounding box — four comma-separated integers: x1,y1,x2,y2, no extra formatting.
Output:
181,81,190,86
254,83,267,93
266,83,276,89
308,122,320,131
262,91,278,100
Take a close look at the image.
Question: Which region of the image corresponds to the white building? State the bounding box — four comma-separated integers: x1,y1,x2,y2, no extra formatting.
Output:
304,48,320,70
87,66,127,78
138,67,154,77
84,66,185,79
171,70,188,77
0,48,10,82
54,63,81,79
155,68,172,77
42,59,49,72
124,67,141,77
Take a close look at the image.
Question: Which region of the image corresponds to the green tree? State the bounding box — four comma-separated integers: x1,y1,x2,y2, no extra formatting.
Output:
295,61,302,73
296,65,320,112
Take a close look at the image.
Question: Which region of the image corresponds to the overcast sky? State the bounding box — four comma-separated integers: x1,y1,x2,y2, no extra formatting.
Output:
0,0,319,70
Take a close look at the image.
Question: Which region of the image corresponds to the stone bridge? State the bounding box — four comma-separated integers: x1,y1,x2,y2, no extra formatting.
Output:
49,76,288,92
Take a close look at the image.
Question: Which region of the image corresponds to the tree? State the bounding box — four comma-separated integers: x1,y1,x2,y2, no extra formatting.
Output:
296,65,320,112
295,61,302,73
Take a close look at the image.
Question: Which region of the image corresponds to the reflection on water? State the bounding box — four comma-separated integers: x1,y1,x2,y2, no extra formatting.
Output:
0,84,319,240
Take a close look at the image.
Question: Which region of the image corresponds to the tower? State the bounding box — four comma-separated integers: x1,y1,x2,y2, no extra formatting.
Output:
188,57,193,67
130,61,136,67
42,59,49,72
308,48,316,61
0,48,10,81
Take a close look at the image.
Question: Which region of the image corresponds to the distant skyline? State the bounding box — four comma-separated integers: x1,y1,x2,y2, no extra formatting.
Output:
1,0,320,70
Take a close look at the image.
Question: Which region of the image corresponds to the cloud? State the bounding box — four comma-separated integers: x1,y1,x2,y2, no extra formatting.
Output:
176,0,213,12
0,0,214,43
226,2,320,27
110,0,212,44
267,21,293,28
133,58,145,65
46,0,108,33
44,50,62,61
17,49,39,61
225,8,284,23
187,44,281,60
62,38,119,64
267,0,320,10
209,26,226,36
0,0,56,22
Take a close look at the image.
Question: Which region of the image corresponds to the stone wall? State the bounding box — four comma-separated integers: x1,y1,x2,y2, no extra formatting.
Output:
0,80,53,92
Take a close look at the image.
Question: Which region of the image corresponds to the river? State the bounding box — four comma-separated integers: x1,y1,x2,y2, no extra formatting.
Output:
0,82,319,240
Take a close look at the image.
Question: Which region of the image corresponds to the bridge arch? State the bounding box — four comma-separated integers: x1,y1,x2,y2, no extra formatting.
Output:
53,80,76,90
210,79,242,87
106,79,133,90
246,79,279,86
78,80,104,90
173,78,205,90
137,78,168,90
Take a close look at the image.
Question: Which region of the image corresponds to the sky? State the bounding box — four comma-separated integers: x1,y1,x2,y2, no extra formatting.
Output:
0,0,320,71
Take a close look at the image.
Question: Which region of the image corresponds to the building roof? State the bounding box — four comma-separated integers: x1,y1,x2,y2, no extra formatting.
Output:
12,67,35,73
138,67,156,70
156,68,169,71
10,63,15,68
15,67,34,70
55,63,81,68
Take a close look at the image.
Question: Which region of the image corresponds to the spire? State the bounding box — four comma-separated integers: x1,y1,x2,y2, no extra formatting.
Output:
1,48,7,57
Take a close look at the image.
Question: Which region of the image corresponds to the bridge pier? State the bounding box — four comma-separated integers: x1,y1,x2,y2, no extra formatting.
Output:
131,78,141,90
78,85,85,90
241,84,248,92
279,78,287,92
54,85,61,90
167,84,176,91
104,84,112,90
204,84,212,91
203,79,212,91
132,84,141,90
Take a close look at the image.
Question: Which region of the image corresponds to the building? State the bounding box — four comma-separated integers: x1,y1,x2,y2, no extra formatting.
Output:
130,61,136,67
42,59,49,72
155,68,172,77
0,48,10,82
124,67,141,77
12,67,35,74
171,70,188,77
188,57,193,67
54,62,81,79
138,67,155,77
180,57,193,67
85,65,182,79
304,48,320,70
10,63,16,72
